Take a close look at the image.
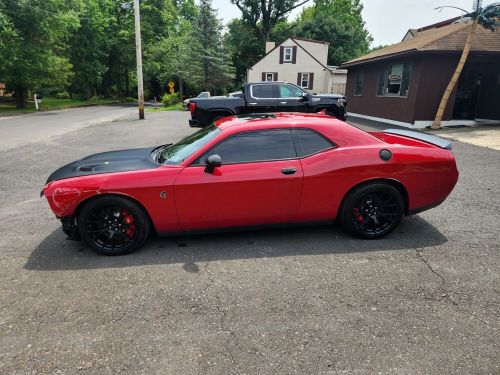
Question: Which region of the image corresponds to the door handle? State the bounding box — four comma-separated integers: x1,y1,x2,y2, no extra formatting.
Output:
281,167,296,175
249,102,257,105
279,101,287,104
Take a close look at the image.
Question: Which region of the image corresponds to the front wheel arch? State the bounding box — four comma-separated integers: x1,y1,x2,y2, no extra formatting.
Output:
73,193,156,235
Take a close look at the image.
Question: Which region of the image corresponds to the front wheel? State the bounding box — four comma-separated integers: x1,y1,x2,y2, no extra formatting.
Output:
339,183,404,239
78,196,151,255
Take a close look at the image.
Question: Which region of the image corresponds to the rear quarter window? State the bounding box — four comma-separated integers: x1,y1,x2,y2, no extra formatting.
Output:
292,129,336,157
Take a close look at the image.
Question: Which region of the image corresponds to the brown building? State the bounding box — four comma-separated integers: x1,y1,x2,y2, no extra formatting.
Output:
342,19,500,128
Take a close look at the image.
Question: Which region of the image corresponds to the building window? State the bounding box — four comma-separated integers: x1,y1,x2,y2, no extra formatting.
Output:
301,73,309,88
261,72,277,81
284,47,293,62
354,70,364,96
377,62,412,97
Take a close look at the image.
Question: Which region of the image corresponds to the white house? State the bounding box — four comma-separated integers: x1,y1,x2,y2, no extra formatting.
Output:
247,37,347,95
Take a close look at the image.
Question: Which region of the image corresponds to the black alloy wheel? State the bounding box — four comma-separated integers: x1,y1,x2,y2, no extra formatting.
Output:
340,183,404,239
78,196,150,255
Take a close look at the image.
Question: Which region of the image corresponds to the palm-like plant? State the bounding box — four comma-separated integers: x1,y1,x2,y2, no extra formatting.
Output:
432,2,500,129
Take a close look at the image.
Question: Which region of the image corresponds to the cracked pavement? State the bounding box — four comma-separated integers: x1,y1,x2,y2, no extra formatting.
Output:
0,109,499,374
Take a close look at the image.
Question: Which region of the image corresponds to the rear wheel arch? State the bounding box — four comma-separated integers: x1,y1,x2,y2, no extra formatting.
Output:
339,178,409,216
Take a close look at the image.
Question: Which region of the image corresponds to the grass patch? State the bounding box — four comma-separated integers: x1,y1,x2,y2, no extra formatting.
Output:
146,103,185,112
0,97,135,116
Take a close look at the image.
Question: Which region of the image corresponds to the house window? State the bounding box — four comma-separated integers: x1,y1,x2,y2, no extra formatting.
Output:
354,70,364,96
284,47,293,62
377,62,412,97
266,73,274,81
300,73,310,89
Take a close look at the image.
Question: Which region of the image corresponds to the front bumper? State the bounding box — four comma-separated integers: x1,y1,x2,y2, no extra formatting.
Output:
61,216,80,241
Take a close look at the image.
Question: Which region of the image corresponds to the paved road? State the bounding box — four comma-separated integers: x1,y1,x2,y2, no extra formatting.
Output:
0,104,138,151
0,110,499,374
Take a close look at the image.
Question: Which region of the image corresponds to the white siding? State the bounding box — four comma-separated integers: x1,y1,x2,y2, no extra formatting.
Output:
247,38,328,93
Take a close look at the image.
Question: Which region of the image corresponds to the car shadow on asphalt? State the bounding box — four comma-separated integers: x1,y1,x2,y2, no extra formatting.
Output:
24,215,447,272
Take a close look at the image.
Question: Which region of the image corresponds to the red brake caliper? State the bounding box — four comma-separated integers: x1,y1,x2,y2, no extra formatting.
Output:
121,209,136,238
353,208,364,223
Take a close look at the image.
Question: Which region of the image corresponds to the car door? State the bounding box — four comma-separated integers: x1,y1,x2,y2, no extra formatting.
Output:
245,83,282,113
291,128,340,222
174,129,304,231
278,83,309,112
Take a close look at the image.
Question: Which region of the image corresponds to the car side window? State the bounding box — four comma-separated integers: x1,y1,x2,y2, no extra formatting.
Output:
292,129,335,157
279,84,303,98
251,84,275,98
198,130,296,164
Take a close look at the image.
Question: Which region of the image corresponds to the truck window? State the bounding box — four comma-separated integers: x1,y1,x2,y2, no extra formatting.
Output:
251,84,275,98
279,84,303,98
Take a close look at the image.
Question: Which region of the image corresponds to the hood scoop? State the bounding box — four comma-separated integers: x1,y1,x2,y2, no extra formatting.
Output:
77,166,96,172
45,147,161,184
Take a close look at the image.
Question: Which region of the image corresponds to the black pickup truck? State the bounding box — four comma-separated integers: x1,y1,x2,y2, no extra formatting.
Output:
188,81,347,127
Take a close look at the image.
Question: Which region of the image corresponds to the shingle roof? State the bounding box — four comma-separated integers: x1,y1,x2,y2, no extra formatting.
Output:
342,21,500,67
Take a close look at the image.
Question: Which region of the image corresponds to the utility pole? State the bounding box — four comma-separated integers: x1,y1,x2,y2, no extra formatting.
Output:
133,0,145,119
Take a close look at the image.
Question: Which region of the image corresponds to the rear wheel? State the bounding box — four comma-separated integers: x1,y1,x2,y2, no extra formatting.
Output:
78,196,151,255
339,183,404,239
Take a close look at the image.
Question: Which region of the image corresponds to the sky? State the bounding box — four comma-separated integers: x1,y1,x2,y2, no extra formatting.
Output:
212,0,496,47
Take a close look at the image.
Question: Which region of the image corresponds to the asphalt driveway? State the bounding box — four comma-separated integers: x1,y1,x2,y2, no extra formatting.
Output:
0,110,498,374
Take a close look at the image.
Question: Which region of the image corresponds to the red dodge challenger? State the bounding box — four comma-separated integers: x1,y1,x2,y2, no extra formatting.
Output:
42,113,458,255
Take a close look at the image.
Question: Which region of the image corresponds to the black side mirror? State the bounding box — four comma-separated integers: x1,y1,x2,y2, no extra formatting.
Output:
204,154,222,173
299,92,309,102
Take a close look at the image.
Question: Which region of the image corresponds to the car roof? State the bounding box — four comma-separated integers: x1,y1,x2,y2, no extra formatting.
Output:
214,113,382,147
215,112,335,129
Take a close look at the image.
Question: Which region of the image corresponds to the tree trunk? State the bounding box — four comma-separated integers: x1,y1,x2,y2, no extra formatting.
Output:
179,76,184,102
125,68,130,98
15,86,26,109
432,20,478,129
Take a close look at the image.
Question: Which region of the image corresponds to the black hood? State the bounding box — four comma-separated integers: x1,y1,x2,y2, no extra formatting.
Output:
46,147,160,184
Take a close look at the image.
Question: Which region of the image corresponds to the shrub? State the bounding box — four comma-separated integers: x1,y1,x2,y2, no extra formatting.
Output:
161,92,179,107
55,92,70,99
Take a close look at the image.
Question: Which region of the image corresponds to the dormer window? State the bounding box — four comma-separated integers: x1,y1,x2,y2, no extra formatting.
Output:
283,47,293,62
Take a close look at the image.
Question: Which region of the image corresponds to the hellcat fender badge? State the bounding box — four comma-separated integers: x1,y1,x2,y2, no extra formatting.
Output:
160,191,167,199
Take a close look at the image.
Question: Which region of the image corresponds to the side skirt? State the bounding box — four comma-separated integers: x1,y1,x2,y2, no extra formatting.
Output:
157,219,336,237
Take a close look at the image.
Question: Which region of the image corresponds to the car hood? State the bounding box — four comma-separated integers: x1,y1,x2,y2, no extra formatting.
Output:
45,147,160,184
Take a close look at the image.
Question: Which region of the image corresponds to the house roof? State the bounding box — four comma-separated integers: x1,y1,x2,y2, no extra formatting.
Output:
292,36,329,45
342,20,500,67
248,37,329,72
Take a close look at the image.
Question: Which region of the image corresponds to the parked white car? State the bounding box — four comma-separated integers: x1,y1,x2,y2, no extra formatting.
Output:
183,92,210,108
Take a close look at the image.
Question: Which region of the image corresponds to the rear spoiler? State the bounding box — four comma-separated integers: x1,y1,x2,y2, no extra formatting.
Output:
383,129,452,150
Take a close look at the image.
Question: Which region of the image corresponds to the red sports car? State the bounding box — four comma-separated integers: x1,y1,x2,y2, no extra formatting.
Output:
42,113,458,255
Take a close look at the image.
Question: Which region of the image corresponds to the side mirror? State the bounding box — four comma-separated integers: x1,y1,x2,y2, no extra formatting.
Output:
299,92,309,102
204,154,222,173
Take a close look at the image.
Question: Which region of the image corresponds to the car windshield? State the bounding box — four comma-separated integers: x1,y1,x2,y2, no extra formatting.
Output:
159,124,220,165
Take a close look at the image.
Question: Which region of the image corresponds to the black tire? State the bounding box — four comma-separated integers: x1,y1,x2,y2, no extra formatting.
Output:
339,183,404,239
78,196,151,255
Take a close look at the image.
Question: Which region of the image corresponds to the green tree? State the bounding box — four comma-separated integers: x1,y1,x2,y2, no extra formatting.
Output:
225,19,263,88
295,0,372,66
69,0,109,99
231,0,310,44
191,0,235,92
0,0,80,108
